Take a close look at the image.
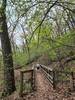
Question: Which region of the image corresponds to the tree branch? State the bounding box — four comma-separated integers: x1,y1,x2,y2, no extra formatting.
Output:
29,0,58,43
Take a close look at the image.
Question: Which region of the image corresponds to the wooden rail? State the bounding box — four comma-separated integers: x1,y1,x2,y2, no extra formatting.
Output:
40,64,56,89
19,64,75,96
39,64,75,90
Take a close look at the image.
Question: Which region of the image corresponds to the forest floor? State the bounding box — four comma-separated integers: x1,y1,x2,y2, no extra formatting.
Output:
4,68,75,100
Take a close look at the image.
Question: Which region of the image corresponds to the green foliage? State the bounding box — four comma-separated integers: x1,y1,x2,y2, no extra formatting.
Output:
13,26,75,66
30,29,75,61
13,52,29,66
10,0,75,66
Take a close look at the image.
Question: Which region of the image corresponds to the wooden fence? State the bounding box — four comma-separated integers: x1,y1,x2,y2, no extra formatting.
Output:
19,69,35,97
40,64,56,89
40,64,75,90
19,64,75,97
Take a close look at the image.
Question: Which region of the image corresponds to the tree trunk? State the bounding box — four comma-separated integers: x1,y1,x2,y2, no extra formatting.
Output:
0,10,16,97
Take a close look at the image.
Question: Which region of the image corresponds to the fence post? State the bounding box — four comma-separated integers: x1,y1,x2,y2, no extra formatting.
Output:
70,72,75,91
53,71,56,89
33,69,36,91
19,71,23,97
31,70,34,90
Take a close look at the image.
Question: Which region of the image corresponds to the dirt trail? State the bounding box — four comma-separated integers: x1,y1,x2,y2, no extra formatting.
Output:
35,70,53,100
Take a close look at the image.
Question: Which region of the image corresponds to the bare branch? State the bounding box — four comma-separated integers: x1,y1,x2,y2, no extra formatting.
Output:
29,0,58,43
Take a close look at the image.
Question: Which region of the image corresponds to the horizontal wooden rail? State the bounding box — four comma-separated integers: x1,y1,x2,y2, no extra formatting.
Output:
40,64,53,71
20,69,33,73
39,64,75,90
39,64,56,89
